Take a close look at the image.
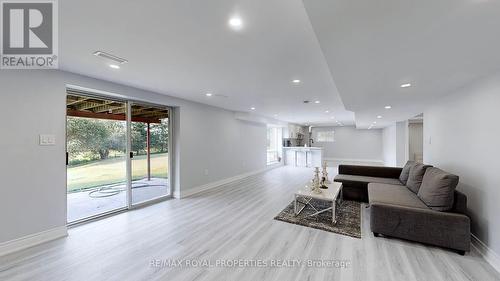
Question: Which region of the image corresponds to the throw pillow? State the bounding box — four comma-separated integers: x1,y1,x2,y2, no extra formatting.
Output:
417,167,459,211
406,163,432,193
399,161,415,185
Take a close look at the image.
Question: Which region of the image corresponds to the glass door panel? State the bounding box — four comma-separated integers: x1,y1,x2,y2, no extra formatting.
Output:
130,104,170,204
66,94,128,222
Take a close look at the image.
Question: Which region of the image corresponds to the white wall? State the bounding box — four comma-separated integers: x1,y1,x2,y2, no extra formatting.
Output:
424,72,500,258
382,121,409,167
382,124,397,166
0,70,267,244
312,126,383,162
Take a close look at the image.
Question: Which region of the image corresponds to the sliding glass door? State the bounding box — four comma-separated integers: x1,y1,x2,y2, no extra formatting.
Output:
66,93,172,223
130,103,170,205
66,94,128,222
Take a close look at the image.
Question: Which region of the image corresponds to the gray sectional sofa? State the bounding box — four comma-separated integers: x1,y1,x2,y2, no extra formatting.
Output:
334,162,470,254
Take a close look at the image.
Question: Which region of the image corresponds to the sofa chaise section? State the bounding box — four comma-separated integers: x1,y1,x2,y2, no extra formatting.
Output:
368,183,470,254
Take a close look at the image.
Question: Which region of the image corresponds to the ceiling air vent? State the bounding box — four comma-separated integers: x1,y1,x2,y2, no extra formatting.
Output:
93,51,128,64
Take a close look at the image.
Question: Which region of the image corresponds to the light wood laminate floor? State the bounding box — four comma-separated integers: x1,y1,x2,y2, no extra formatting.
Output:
0,167,499,281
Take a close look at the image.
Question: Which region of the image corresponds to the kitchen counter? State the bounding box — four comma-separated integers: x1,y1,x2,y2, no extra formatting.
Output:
283,147,323,167
283,147,323,150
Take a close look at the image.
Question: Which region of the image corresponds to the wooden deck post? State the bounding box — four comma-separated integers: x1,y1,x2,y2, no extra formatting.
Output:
147,122,151,181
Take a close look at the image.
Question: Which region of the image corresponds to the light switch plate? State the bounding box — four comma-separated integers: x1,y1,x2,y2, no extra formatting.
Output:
39,134,56,146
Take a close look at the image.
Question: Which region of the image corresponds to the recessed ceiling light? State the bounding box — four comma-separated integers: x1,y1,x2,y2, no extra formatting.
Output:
400,83,412,88
385,105,392,109
377,115,382,119
109,64,120,69
250,107,256,110
314,100,320,104
205,92,213,97
325,110,329,113
292,79,301,84
373,121,377,124
228,16,243,30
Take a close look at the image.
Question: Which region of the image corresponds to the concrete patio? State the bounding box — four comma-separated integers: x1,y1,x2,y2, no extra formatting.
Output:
67,178,169,222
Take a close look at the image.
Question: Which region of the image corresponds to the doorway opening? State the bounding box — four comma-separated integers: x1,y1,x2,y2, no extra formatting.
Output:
408,113,424,163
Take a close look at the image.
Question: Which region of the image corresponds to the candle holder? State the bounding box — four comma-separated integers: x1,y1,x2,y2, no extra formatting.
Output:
312,167,322,193
321,161,331,184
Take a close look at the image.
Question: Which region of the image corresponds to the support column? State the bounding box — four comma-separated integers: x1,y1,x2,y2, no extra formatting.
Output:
147,122,151,181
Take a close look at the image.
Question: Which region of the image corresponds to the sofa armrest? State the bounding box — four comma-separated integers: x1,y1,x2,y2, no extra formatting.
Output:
338,165,402,179
370,203,471,251
452,190,467,214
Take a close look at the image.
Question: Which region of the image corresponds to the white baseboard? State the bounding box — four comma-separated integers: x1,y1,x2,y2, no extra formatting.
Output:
324,157,384,164
0,226,68,257
471,234,500,273
180,164,283,198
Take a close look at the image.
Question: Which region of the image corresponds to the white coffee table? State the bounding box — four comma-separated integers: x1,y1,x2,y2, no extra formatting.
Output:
294,182,343,224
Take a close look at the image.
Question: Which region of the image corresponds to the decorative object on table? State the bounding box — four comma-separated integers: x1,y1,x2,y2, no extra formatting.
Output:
312,167,322,193
320,176,328,189
311,167,319,185
274,199,361,238
321,161,331,184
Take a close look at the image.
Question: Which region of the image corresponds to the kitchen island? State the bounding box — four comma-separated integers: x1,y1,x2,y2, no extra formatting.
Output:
283,147,323,168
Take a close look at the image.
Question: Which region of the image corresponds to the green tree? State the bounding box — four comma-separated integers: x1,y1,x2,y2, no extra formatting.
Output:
131,122,147,155
67,117,126,160
67,118,168,163
150,120,168,153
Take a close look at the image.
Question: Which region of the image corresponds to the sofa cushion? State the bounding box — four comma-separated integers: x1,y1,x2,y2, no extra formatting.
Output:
399,161,415,185
334,174,403,186
417,167,459,211
406,163,432,193
368,183,428,209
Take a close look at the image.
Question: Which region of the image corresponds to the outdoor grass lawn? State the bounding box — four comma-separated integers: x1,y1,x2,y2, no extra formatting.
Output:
67,153,168,192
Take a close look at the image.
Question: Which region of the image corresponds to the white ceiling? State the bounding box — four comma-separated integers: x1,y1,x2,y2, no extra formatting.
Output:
303,0,500,128
59,0,354,126
59,0,500,128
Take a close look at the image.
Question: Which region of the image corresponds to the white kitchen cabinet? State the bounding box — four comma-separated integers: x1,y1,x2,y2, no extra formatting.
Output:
283,147,323,167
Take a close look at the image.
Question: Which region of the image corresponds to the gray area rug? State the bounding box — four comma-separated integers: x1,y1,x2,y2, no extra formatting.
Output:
274,199,361,239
